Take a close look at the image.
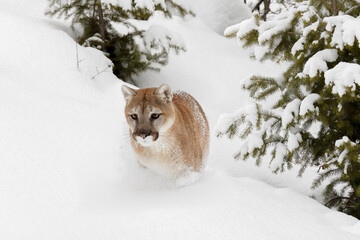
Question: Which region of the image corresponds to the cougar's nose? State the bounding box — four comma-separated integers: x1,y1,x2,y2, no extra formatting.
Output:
137,130,151,139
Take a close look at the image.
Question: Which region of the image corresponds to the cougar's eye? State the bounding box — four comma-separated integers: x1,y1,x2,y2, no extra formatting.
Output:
151,113,160,120
130,114,138,120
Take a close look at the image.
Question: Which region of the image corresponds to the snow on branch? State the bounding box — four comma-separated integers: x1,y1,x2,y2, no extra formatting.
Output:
281,99,301,129
303,49,338,78
299,93,320,116
325,15,360,50
325,62,360,96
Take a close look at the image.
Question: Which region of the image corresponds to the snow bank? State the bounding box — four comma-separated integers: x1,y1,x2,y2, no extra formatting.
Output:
181,0,252,34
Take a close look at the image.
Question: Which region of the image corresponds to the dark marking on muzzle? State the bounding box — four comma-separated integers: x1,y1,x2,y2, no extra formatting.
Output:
136,129,151,139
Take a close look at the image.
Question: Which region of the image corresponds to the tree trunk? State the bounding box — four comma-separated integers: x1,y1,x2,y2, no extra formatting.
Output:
253,0,264,12
98,0,106,50
263,0,270,21
332,0,339,15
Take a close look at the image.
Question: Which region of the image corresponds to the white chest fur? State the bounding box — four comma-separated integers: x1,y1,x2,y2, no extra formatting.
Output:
134,136,185,178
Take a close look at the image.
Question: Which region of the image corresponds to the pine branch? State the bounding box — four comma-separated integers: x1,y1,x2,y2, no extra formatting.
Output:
325,196,351,207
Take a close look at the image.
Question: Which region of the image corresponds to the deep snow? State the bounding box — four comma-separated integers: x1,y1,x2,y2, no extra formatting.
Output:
0,0,360,239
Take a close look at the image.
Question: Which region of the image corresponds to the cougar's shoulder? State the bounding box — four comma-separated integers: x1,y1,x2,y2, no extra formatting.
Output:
172,91,209,140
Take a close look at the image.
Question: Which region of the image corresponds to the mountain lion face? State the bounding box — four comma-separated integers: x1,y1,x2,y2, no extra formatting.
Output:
122,84,175,147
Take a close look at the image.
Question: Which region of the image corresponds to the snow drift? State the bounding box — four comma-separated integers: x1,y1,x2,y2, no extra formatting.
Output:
0,0,359,239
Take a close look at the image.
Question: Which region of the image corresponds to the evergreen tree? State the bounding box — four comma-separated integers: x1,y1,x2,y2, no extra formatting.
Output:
219,0,360,218
46,0,192,82
244,0,295,21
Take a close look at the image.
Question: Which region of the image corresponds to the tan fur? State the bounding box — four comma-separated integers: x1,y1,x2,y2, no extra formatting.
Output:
122,84,210,178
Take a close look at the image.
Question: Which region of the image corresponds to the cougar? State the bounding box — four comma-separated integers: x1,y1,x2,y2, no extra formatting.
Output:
121,83,209,179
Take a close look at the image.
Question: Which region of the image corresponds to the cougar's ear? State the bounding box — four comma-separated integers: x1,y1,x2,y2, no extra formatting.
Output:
121,85,137,103
155,83,172,103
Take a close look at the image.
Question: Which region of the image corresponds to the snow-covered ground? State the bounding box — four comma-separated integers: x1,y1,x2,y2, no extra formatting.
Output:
1,0,360,239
